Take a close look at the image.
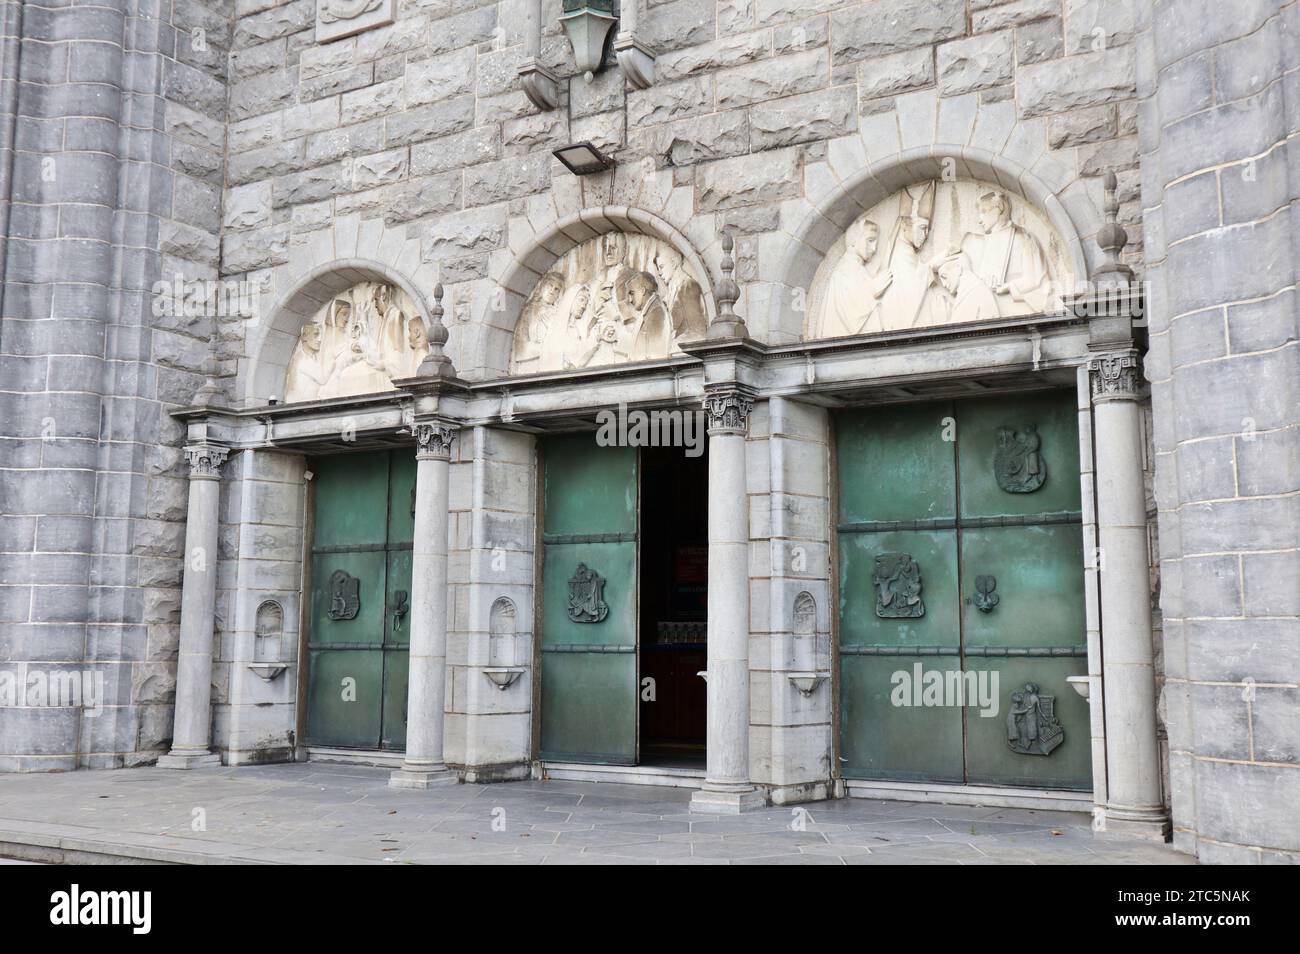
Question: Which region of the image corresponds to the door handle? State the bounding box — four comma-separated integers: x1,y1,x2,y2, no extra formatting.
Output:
391,589,410,630
966,575,999,613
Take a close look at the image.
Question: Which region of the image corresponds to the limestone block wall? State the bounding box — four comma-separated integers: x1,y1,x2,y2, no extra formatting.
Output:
0,0,233,769
445,425,536,778
1136,0,1300,862
211,449,307,764
224,0,1133,389
0,0,1165,774
748,397,834,801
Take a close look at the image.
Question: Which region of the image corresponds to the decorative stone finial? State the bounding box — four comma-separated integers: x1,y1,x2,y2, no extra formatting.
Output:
416,282,459,380
1091,171,1133,290
707,230,749,340
193,355,224,407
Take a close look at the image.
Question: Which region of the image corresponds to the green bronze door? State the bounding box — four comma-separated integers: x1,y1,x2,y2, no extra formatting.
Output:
305,450,415,750
836,391,1090,790
538,434,639,764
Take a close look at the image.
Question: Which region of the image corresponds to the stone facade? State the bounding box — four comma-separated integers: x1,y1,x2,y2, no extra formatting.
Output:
0,0,231,769
1135,0,1299,863
0,0,1294,863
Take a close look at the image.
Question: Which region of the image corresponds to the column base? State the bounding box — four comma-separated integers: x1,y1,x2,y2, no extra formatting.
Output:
1096,805,1172,842
156,750,222,770
389,765,458,790
690,786,766,814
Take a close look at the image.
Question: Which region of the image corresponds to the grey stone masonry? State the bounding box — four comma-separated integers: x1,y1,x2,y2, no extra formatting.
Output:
0,0,1141,766
1137,0,1300,863
0,0,1292,869
0,0,231,769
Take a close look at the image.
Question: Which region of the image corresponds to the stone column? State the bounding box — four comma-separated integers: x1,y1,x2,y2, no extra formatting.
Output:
159,444,228,769
691,386,764,813
391,421,459,789
1089,352,1170,839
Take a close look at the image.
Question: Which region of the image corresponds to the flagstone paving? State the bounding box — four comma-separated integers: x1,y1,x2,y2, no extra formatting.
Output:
0,763,1195,865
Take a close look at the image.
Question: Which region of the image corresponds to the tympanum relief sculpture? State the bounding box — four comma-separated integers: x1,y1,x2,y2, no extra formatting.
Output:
510,232,708,374
806,180,1073,340
284,282,429,403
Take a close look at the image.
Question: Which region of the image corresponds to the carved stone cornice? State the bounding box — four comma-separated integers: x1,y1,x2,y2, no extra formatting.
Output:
1088,351,1142,403
414,421,456,460
702,386,754,435
185,443,229,480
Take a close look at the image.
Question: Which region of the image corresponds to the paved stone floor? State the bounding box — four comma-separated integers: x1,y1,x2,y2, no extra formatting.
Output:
0,762,1194,865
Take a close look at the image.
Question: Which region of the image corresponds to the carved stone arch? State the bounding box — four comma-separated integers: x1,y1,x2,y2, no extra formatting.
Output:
483,206,720,378
767,149,1093,343
241,258,439,407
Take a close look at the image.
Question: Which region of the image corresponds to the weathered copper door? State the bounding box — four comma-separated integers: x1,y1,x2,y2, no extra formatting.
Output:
305,450,415,750
538,434,639,764
836,392,1091,790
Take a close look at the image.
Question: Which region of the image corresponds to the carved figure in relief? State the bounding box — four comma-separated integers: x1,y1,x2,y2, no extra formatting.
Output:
284,321,333,401
573,316,626,367
624,272,672,361
822,218,893,337
936,257,1000,325
284,282,429,403
556,284,594,369
880,181,947,328
401,318,429,377
994,423,1047,493
807,179,1071,339
958,188,1054,316
516,272,566,373
652,244,708,344
1006,682,1064,756
509,232,709,373
873,552,925,619
592,232,631,329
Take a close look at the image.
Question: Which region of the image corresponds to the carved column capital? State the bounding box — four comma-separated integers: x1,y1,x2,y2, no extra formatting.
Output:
1088,351,1143,403
414,421,456,460
702,386,754,435
185,444,229,480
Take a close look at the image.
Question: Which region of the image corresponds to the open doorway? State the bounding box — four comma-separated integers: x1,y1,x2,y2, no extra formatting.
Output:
638,444,708,767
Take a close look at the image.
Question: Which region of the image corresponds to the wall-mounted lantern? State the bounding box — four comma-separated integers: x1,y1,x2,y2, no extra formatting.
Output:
561,0,617,81
520,0,656,110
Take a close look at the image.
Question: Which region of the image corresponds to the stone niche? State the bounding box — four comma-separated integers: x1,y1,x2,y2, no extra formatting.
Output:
805,179,1075,340
283,281,429,403
509,232,708,374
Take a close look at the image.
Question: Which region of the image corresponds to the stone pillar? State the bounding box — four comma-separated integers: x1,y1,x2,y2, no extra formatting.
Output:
691,386,764,813
158,444,228,769
391,421,459,789
1089,352,1170,839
